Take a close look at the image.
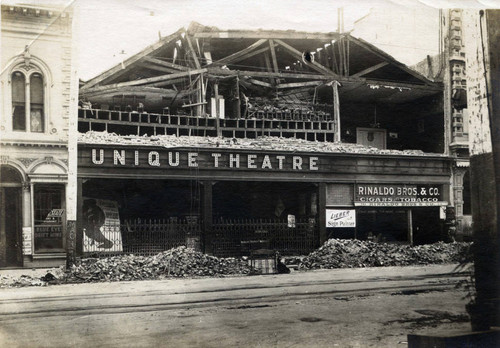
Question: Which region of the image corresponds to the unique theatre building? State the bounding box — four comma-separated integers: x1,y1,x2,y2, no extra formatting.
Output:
74,22,452,259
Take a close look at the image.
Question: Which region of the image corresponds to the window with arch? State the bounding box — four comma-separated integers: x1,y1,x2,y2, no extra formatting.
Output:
11,70,45,132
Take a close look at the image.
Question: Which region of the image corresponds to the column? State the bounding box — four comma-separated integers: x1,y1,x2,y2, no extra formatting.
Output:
318,183,327,245
21,181,32,257
201,181,213,254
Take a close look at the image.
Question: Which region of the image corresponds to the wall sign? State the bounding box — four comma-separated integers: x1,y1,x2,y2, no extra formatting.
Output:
326,209,356,227
354,184,446,207
87,148,320,171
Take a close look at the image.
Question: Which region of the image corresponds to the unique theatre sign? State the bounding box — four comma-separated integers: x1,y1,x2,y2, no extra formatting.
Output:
85,148,320,171
354,184,447,207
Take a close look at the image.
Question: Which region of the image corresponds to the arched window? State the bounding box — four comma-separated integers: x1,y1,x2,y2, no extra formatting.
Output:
11,70,45,133
30,73,44,132
11,71,26,131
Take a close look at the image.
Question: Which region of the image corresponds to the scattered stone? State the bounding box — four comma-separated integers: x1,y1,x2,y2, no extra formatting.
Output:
296,239,471,270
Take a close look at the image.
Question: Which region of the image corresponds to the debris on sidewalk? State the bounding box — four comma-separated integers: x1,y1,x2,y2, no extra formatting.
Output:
297,239,471,270
66,246,254,283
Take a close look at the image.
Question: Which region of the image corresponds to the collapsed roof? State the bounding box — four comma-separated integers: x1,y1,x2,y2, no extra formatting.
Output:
80,21,442,110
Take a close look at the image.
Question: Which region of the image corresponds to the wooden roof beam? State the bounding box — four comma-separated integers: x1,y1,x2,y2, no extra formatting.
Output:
269,40,279,73
274,39,339,78
351,62,389,77
81,68,208,94
192,31,341,41
142,56,189,71
276,81,323,89
208,67,340,80
209,39,267,66
81,27,185,91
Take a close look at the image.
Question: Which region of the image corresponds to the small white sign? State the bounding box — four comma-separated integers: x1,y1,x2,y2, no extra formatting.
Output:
326,209,356,228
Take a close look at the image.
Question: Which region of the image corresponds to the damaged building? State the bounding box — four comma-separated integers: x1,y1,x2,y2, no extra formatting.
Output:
76,22,451,258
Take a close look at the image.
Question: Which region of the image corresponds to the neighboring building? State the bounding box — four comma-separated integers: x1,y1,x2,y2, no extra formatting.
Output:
76,22,450,259
0,2,78,268
413,9,472,240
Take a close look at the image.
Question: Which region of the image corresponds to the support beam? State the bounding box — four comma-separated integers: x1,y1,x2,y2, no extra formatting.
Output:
80,68,208,93
351,62,389,77
319,183,327,245
247,78,273,88
138,62,179,74
276,81,323,89
76,178,83,256
274,39,339,78
82,28,185,91
184,33,201,69
269,39,279,73
208,67,336,81
407,209,413,246
210,39,267,66
142,56,189,71
192,31,341,41
201,181,213,254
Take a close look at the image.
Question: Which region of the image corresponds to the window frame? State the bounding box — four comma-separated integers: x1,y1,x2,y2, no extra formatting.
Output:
9,66,47,133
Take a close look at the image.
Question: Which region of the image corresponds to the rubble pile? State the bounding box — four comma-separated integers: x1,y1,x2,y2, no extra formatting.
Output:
79,131,443,157
67,246,253,282
298,239,470,269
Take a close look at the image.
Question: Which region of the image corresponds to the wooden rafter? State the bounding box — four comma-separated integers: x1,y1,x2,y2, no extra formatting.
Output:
346,35,436,86
142,56,189,71
81,28,185,91
351,62,389,77
276,81,323,89
81,68,208,94
210,39,267,66
184,33,201,69
138,62,179,74
208,67,338,80
192,30,340,41
268,40,279,73
273,39,339,78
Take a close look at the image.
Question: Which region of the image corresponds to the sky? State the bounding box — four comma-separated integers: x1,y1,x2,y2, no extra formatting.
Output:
5,0,500,80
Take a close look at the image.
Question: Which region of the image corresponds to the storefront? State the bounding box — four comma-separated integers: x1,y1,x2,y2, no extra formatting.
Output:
76,142,452,256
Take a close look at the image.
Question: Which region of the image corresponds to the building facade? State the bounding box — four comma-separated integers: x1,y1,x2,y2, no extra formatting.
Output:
0,3,78,268
75,22,451,259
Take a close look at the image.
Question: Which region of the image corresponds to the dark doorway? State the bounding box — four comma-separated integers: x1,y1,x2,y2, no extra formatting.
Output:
0,165,23,268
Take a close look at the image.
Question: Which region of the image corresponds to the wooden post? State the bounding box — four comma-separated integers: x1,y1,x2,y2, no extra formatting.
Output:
407,209,413,246
214,81,221,137
319,183,327,245
202,181,213,254
235,76,241,119
332,81,341,142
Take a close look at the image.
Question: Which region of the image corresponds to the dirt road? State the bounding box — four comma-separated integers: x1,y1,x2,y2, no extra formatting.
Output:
0,264,471,347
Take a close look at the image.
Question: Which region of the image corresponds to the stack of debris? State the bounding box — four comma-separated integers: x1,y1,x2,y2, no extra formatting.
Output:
79,131,441,157
67,246,253,282
297,239,470,269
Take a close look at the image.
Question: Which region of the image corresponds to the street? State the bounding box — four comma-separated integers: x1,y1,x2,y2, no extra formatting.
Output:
0,264,470,348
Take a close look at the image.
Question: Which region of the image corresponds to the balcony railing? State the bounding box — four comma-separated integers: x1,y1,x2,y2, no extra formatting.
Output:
78,108,337,142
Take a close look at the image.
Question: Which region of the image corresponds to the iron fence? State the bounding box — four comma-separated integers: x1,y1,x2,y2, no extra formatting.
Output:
212,217,318,258
82,217,318,258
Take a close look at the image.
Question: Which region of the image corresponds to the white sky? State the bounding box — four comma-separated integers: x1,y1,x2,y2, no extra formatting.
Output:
6,0,500,80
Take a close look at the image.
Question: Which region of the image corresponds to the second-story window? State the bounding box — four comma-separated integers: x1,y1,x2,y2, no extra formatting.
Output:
11,70,45,133
12,72,26,131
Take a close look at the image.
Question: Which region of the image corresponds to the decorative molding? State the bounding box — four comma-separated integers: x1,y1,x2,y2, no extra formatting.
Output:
22,181,30,191
1,156,9,164
19,157,37,168
45,156,54,164
61,159,69,166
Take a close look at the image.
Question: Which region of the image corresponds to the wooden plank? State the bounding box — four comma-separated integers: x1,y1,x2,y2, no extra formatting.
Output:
192,31,340,41
82,28,185,91
276,81,323,89
138,62,179,74
208,67,334,80
210,39,267,65
184,33,201,69
248,78,273,88
142,56,189,71
347,36,437,86
274,39,339,77
81,69,208,93
351,62,389,77
269,40,279,73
